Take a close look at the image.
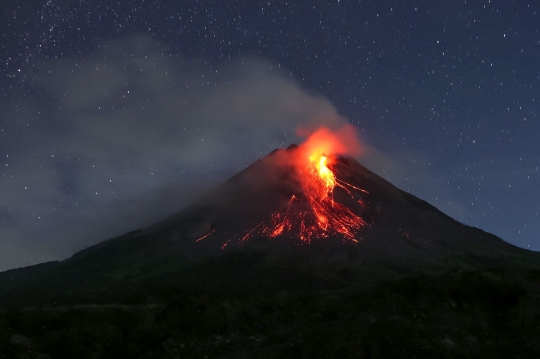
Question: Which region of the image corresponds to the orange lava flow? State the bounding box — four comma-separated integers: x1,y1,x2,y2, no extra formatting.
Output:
195,229,216,242
258,151,367,243
195,125,368,247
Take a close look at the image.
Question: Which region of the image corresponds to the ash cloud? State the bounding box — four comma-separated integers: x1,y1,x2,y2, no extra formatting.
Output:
0,35,351,271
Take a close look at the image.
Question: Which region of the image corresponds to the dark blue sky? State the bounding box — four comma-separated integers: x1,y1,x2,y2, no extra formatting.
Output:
1,0,538,270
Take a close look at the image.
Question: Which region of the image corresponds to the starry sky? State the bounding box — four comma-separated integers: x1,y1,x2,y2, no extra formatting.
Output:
1,0,539,271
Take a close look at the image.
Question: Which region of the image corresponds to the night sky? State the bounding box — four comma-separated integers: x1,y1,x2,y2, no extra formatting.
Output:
1,0,538,271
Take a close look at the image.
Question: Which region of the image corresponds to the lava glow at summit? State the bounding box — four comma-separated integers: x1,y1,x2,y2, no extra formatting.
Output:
197,125,368,246
259,125,367,243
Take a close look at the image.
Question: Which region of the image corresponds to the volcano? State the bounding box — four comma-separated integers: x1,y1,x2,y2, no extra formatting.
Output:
2,142,540,358
151,143,521,258
1,142,536,300
120,142,526,269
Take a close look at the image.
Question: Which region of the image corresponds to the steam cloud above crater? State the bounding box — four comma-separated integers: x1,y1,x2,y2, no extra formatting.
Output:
0,35,356,271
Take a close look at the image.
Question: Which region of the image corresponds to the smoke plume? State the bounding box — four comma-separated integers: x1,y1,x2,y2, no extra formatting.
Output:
0,35,353,271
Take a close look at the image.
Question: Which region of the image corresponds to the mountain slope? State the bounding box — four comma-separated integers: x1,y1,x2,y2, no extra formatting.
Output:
0,146,537,308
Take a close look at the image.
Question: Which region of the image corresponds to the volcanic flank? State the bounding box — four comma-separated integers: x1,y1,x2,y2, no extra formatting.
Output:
141,127,526,268
0,127,537,304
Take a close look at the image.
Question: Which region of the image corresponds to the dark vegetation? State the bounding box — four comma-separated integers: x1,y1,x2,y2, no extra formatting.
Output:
1,264,540,359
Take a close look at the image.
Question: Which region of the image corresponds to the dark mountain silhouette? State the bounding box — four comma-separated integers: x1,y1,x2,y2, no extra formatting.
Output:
1,145,539,358
1,145,537,300
146,144,526,260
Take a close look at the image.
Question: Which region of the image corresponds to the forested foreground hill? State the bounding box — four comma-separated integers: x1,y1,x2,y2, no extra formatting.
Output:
1,267,540,359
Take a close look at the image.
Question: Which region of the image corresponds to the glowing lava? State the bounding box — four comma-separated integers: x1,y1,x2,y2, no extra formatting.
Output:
311,155,335,196
195,229,216,242
256,125,367,243
195,125,368,246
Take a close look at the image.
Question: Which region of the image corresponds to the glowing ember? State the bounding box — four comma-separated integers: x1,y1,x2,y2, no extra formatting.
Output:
195,229,216,242
196,125,368,246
